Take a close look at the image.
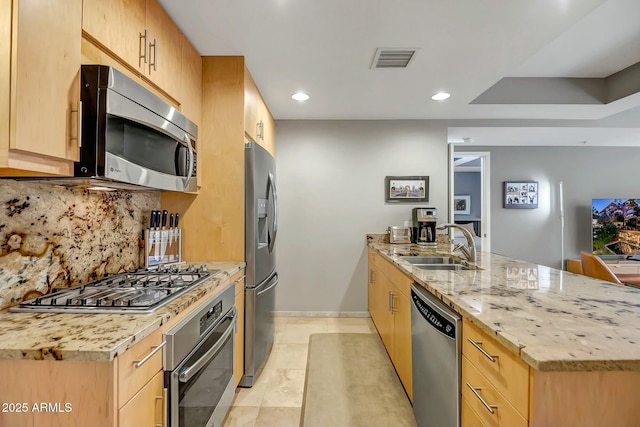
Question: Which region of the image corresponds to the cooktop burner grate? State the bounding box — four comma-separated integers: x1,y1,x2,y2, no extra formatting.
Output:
10,265,220,314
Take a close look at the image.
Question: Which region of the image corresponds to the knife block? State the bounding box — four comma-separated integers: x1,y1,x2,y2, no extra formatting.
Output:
143,228,182,268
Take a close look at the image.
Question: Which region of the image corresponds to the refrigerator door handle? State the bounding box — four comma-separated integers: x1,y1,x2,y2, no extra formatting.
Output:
267,172,278,253
256,277,278,297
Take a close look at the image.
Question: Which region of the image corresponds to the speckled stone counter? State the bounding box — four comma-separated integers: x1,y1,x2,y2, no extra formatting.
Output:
368,239,640,372
0,262,244,362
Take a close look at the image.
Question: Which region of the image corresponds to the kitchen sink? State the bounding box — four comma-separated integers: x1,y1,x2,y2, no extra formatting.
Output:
414,264,473,271
401,256,458,265
399,256,474,271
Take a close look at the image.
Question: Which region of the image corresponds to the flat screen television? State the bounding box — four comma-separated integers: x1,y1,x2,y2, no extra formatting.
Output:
592,198,640,257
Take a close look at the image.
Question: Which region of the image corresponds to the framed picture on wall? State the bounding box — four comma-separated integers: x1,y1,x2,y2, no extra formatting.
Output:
385,176,429,203
504,181,538,209
453,195,471,214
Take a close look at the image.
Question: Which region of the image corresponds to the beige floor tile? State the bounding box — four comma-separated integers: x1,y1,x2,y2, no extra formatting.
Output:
261,368,307,407
231,379,268,407
222,405,260,427
274,323,328,344
327,317,376,333
255,407,301,427
275,316,331,328
266,343,309,369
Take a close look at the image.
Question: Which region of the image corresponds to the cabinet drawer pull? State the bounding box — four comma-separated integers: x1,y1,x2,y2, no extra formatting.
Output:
234,275,246,284
140,30,148,65
466,382,497,415
467,338,499,363
390,293,398,313
370,269,375,284
149,38,158,72
155,387,167,427
133,341,166,368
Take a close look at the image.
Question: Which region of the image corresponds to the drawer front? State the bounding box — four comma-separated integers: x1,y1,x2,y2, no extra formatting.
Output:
462,395,487,427
118,328,163,408
383,258,412,298
119,370,165,427
462,319,529,417
368,247,384,270
462,356,527,427
607,263,640,275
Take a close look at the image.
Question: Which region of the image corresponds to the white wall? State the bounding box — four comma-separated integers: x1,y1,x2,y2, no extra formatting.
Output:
275,120,448,313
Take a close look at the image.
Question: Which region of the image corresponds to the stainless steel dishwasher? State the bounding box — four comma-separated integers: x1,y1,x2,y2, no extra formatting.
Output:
410,284,461,427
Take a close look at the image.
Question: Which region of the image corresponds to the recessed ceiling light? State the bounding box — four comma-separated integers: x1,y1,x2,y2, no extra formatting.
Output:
292,92,309,101
431,92,450,101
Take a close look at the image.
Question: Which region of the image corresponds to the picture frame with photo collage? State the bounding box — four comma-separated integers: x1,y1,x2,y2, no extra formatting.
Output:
503,181,538,209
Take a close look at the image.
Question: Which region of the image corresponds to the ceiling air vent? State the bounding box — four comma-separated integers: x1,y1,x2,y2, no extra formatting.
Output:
371,48,419,69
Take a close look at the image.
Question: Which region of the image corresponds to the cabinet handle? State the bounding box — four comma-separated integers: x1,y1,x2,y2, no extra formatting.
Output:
466,382,497,414
70,101,82,148
390,293,398,313
388,291,392,312
133,341,166,368
370,269,375,284
256,120,264,140
467,338,499,363
234,275,246,284
149,38,158,72
139,30,148,65
155,387,167,427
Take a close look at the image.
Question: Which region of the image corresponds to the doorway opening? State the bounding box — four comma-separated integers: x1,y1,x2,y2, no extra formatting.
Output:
448,149,491,252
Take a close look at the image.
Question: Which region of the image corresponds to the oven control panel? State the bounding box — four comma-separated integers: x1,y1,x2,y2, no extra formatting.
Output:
200,301,223,334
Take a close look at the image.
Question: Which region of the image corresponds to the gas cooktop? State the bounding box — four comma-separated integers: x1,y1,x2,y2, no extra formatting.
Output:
10,265,219,314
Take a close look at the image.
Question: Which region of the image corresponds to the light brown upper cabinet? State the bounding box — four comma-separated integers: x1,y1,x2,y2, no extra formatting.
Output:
244,69,276,157
1,0,82,176
83,0,184,101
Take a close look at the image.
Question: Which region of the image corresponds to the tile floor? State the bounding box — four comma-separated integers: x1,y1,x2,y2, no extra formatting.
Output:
222,316,377,427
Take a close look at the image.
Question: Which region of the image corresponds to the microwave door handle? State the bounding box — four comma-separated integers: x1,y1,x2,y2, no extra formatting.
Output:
178,311,236,383
182,134,194,189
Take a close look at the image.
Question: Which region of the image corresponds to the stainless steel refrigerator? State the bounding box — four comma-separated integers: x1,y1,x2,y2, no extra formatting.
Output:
240,142,278,387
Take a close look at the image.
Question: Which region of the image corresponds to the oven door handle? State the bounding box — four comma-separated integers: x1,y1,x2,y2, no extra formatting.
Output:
178,310,236,383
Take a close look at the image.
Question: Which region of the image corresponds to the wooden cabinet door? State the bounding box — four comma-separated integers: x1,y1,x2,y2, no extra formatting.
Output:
82,0,146,74
145,0,182,99
119,370,165,427
257,98,276,157
180,34,202,128
369,264,393,353
392,288,412,401
243,67,260,142
11,0,81,163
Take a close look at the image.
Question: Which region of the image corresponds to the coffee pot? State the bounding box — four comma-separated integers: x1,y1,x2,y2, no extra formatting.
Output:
412,207,437,246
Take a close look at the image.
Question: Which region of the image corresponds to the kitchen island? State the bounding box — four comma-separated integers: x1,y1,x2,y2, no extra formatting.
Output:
367,235,640,426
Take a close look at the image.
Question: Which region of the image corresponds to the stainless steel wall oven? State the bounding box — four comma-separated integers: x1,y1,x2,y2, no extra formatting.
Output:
164,283,236,427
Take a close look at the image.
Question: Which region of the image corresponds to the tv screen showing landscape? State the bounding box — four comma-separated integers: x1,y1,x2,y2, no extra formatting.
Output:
592,198,640,255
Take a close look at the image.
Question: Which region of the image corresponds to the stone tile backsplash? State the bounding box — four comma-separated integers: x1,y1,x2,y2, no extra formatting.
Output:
0,180,159,310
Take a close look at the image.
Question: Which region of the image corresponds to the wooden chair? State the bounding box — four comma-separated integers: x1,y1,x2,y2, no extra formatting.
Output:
579,251,622,284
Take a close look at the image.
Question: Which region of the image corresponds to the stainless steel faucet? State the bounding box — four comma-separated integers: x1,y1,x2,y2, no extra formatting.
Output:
436,223,477,264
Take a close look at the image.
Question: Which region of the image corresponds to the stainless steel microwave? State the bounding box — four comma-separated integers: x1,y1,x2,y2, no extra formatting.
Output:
76,65,198,192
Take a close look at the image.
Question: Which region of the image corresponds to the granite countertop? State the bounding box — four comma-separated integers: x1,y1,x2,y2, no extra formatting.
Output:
0,262,244,362
368,239,640,372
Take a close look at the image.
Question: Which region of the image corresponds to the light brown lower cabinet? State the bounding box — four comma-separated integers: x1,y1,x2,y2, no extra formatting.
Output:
0,272,245,427
118,370,164,427
234,271,246,387
367,247,412,400
462,395,487,427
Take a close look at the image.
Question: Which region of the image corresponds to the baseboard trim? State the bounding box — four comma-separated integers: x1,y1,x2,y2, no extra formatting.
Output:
274,311,370,318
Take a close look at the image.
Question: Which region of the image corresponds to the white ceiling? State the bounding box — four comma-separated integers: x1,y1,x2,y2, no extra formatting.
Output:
159,0,640,146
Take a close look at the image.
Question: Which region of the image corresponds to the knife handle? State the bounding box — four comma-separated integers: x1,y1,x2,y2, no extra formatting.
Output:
150,211,157,228
161,210,168,228
174,213,180,228
169,213,174,228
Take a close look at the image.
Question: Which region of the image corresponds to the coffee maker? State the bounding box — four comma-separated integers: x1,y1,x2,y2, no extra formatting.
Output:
412,207,437,246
